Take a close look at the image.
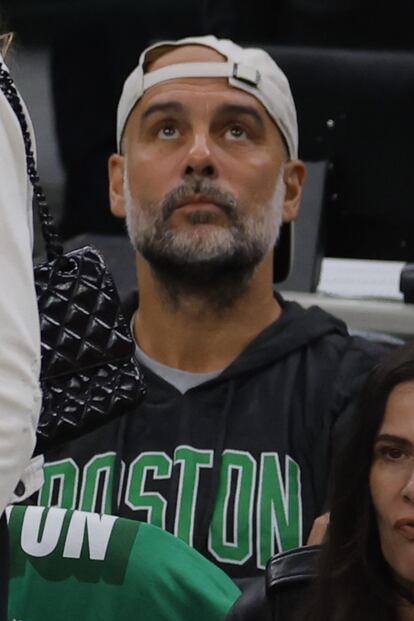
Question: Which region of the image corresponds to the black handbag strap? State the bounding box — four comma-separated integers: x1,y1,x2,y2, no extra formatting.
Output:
0,61,62,260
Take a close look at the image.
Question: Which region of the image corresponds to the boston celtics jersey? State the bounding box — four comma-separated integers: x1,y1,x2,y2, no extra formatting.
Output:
7,505,240,621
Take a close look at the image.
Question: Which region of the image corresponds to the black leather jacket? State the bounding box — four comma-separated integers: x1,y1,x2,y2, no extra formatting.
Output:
226,546,320,621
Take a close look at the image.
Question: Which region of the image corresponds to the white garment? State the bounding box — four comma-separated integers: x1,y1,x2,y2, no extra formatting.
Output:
0,56,42,512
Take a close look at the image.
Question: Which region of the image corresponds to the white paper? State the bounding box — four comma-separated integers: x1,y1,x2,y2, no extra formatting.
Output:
317,258,405,301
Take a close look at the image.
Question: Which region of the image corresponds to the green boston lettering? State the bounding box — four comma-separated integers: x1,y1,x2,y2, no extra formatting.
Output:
173,446,213,545
258,453,302,569
125,452,172,528
209,450,255,565
79,453,117,514
38,459,79,509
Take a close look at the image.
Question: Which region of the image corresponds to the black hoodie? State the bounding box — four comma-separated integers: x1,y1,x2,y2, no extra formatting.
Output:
35,297,384,579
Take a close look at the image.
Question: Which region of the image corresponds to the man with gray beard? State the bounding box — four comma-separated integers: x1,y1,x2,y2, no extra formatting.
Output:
35,36,384,580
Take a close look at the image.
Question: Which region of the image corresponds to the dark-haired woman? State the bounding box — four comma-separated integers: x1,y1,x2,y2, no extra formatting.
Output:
227,341,414,621
0,34,42,618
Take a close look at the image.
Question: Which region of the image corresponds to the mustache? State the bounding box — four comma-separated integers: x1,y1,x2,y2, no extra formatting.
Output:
160,179,238,221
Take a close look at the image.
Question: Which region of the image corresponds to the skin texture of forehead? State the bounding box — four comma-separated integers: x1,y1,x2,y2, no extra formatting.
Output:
381,381,414,433
135,43,287,155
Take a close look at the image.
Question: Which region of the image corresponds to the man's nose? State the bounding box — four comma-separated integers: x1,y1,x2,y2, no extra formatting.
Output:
402,467,414,503
183,133,217,179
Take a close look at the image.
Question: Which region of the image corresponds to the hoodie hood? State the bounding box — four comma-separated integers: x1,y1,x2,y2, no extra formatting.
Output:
218,295,349,382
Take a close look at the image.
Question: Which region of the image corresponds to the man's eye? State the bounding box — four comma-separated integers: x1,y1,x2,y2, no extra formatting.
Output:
225,125,248,140
158,125,179,140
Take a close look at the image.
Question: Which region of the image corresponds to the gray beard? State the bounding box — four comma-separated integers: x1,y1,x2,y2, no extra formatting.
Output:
124,172,285,312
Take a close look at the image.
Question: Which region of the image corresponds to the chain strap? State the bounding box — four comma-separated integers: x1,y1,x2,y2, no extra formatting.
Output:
0,61,63,260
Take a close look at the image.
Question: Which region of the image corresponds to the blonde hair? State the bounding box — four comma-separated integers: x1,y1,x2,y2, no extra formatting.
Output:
0,32,13,57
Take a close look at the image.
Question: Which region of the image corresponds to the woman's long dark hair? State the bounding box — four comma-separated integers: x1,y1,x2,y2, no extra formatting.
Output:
307,341,414,621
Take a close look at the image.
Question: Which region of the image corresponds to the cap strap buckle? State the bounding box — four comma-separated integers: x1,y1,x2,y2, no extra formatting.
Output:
232,63,260,87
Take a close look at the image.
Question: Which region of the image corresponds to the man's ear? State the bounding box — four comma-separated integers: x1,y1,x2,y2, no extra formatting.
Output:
282,160,306,223
108,154,126,218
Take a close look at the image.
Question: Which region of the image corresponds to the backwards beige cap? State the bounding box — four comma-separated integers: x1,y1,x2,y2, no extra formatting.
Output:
116,34,298,159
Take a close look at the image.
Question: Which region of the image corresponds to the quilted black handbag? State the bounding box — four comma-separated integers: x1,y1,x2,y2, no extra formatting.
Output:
0,62,146,454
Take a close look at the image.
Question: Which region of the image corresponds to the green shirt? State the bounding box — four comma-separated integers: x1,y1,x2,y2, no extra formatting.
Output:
7,505,240,621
